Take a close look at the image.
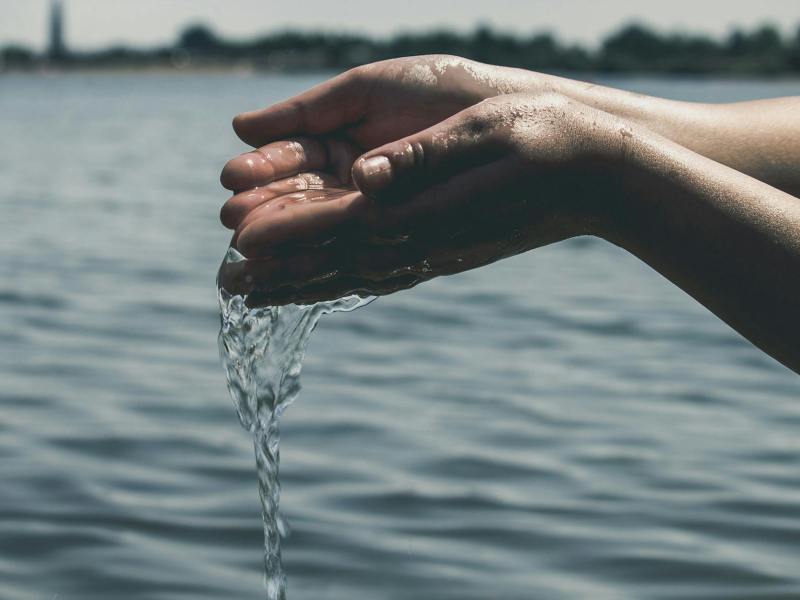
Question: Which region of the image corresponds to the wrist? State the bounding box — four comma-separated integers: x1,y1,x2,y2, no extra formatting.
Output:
590,121,693,249
572,115,665,243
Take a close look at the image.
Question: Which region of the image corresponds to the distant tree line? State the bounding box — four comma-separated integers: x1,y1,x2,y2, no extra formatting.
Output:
4,21,800,74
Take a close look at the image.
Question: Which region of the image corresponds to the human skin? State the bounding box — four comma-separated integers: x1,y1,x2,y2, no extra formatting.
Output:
218,56,800,374
223,55,800,198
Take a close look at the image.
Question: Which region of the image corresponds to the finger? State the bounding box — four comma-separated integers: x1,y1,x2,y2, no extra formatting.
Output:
217,251,340,297
230,187,355,250
351,102,503,200
232,70,366,147
234,190,371,257
220,172,342,230
220,138,328,192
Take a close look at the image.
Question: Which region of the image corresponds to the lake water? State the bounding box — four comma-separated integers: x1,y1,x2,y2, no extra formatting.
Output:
1,72,799,600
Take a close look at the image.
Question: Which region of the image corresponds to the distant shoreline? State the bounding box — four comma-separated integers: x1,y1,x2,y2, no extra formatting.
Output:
4,65,800,82
5,21,800,78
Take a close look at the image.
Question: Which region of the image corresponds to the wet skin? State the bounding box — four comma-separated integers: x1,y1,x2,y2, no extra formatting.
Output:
218,55,800,374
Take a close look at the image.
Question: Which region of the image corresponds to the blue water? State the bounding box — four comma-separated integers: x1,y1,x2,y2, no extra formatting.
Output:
0,72,799,600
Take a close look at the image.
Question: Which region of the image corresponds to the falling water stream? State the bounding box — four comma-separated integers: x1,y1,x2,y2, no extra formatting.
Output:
217,248,373,599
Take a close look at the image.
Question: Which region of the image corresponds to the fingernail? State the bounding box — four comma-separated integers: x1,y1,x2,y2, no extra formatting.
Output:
357,155,393,192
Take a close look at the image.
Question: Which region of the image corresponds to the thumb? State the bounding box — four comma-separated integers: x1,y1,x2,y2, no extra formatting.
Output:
352,106,497,201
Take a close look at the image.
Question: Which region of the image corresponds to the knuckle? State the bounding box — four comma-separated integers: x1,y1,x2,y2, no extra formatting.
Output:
409,140,426,170
428,53,457,64
385,139,425,171
343,65,366,86
457,105,494,139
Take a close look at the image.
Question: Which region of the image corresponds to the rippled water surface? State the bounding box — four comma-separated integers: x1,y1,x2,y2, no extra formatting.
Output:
1,73,799,600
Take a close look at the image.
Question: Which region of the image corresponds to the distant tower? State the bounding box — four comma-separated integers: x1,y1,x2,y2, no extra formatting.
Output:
48,0,67,61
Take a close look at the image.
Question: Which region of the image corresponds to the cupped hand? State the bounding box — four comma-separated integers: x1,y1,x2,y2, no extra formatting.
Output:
218,55,546,236
219,93,630,305
229,55,538,152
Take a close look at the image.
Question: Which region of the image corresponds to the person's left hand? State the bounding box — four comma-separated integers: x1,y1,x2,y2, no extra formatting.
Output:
218,93,631,306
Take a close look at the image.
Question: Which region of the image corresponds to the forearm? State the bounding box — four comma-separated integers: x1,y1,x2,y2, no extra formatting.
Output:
514,69,800,196
600,127,800,373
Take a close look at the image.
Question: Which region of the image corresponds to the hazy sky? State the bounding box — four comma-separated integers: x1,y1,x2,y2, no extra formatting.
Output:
2,0,799,51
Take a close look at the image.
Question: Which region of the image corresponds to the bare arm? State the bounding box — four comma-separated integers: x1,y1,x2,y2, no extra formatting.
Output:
603,126,800,373
520,71,800,197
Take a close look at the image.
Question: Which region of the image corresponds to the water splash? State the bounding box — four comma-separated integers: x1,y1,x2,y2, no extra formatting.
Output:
217,247,373,599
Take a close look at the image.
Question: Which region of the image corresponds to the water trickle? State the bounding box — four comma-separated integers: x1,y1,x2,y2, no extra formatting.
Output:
217,247,373,599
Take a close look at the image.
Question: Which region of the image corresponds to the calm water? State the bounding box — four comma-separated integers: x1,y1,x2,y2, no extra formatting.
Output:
1,72,799,600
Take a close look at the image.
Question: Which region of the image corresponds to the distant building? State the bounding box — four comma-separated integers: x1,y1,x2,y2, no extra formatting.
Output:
48,0,68,61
